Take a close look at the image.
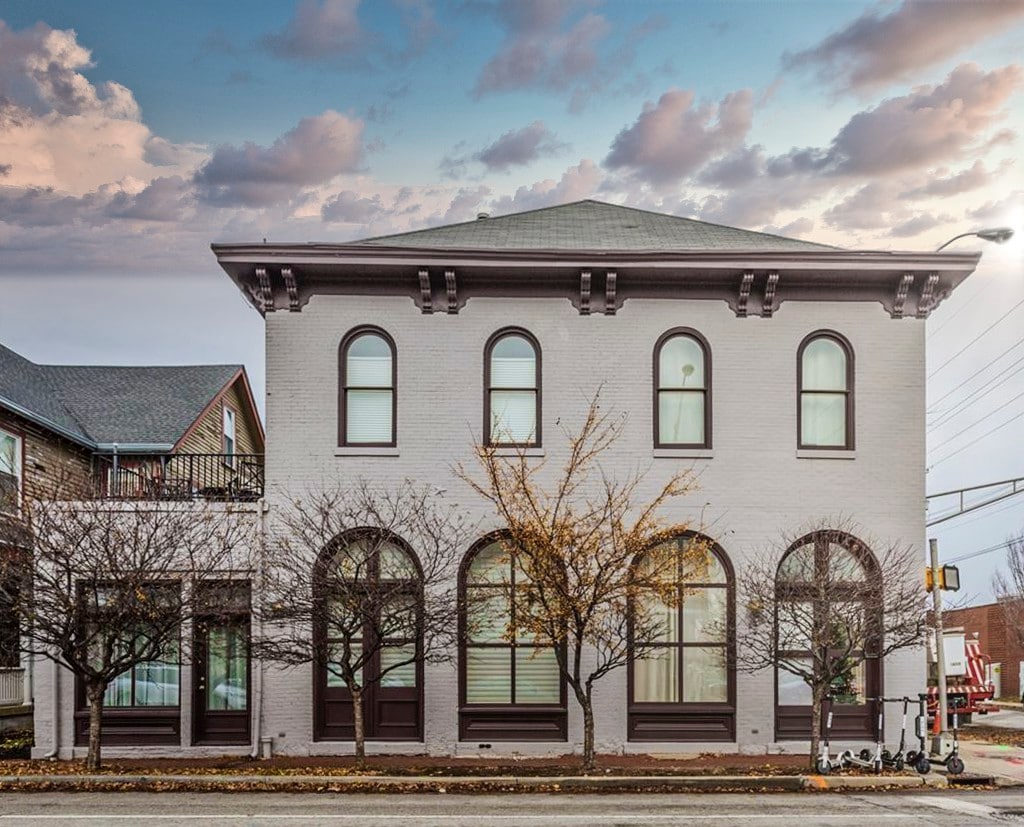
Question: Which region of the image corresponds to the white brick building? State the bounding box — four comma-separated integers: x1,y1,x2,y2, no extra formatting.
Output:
35,200,981,758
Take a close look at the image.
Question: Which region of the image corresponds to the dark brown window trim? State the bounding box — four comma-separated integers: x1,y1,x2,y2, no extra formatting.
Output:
773,530,882,742
0,422,25,517
626,532,735,742
652,328,712,450
338,325,398,449
796,330,855,451
483,327,542,449
457,532,567,741
312,529,425,743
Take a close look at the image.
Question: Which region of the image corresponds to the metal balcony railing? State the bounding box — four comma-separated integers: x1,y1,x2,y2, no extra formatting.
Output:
94,453,264,502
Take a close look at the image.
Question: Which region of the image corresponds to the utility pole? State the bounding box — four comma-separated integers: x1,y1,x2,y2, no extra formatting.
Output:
930,537,949,753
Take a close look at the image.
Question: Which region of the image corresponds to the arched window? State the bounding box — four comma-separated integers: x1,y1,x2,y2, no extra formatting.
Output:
485,329,540,447
798,332,853,449
774,530,880,742
628,533,734,742
458,535,566,741
654,329,711,448
313,531,422,742
339,327,396,447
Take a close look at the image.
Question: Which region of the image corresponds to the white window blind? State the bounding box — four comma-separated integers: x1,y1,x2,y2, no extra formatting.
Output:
346,333,394,444
490,390,536,444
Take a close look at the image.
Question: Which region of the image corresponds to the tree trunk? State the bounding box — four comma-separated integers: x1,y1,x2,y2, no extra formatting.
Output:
85,682,105,771
576,686,596,772
351,685,366,769
809,683,824,771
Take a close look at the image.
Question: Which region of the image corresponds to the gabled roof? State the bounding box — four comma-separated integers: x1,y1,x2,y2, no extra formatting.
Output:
355,199,837,252
0,342,247,450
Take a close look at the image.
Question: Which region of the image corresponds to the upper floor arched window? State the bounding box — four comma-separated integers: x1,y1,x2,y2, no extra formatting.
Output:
485,329,541,447
339,327,396,447
654,329,711,448
798,332,853,449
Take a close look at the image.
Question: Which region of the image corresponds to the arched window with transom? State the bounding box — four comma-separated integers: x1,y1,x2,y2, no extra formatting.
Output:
798,332,853,449
313,530,422,742
628,533,734,742
774,530,880,742
654,329,711,448
458,534,566,741
485,329,541,447
339,327,396,447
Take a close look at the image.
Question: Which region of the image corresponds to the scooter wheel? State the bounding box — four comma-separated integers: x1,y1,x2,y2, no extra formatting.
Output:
873,760,882,775
881,750,892,761
905,750,918,764
859,749,871,761
815,758,831,775
914,755,931,775
947,755,965,776
894,756,905,771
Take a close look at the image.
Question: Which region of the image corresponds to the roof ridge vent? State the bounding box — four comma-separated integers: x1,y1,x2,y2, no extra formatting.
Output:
476,212,490,220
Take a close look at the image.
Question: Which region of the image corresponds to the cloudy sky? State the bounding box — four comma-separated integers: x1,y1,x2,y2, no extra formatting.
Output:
1,1,1023,600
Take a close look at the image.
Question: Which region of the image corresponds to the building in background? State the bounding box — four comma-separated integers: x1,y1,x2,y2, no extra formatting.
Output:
946,601,1024,702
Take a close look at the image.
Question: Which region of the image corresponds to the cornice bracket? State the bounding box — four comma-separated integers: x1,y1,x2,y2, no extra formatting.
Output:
254,266,273,313
445,269,458,314
917,273,939,318
281,267,299,312
737,271,754,317
762,272,779,317
418,268,433,314
605,271,617,315
892,273,914,319
579,271,592,315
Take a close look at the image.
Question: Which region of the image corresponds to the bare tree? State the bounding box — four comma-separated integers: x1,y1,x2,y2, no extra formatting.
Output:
254,479,472,767
732,522,926,768
994,532,1024,688
457,394,700,771
0,493,254,770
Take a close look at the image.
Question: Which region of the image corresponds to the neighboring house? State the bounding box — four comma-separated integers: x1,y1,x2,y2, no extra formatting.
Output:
947,601,1024,701
0,342,264,741
34,198,982,759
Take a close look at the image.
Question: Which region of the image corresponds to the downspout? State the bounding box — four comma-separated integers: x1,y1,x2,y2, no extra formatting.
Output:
42,658,59,759
250,498,267,759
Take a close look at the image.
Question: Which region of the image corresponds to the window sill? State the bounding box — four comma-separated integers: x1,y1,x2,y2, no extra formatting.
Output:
795,449,856,460
491,447,545,457
335,447,400,457
653,449,713,459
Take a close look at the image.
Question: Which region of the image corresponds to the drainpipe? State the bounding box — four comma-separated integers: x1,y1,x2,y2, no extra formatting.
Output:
250,498,267,759
42,658,59,759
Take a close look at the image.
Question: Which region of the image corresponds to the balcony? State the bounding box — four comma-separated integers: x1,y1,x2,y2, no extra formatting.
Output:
95,453,264,502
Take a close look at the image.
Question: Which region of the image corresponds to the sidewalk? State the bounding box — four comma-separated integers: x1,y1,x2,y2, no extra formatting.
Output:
0,771,951,793
959,740,1024,787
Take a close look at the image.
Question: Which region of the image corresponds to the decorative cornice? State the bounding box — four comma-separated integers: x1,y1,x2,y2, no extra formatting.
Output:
445,269,458,314
606,270,617,315
579,270,591,315
418,268,433,314
737,271,754,318
763,272,779,317
917,273,940,318
281,267,299,312
893,273,914,319
254,267,273,313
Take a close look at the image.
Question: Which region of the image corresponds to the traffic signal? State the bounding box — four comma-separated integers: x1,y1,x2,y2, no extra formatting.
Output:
925,565,961,592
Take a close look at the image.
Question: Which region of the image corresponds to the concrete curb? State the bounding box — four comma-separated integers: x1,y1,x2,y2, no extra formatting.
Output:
0,772,950,793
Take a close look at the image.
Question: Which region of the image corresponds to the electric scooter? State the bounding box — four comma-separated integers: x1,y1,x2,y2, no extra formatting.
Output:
905,695,931,775
877,697,906,771
929,697,966,776
840,702,884,774
815,694,845,774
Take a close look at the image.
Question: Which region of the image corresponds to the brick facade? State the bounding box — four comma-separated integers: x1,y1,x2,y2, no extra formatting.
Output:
946,602,1024,700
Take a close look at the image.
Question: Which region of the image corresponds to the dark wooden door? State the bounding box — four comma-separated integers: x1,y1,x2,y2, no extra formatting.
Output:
193,618,250,745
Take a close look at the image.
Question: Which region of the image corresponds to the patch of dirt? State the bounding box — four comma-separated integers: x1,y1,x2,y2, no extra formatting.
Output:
0,752,812,777
960,725,1024,748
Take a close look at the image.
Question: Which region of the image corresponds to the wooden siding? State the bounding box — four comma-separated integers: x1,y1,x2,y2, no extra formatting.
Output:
0,408,92,503
175,376,263,456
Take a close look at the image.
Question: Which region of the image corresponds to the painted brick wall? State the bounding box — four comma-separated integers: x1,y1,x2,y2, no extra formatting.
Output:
257,292,927,756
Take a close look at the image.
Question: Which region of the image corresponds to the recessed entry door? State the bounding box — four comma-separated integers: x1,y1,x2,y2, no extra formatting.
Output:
193,616,250,745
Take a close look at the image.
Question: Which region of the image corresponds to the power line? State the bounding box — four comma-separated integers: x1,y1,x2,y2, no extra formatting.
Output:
928,408,1024,469
938,495,1024,531
946,539,1014,565
927,296,1024,380
927,353,1024,430
927,278,995,341
928,334,1024,411
928,385,1024,451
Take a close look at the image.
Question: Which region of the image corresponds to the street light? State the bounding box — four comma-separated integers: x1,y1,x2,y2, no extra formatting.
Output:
935,227,1015,251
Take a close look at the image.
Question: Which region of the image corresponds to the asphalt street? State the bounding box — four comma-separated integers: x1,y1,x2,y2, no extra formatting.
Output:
1,791,1024,827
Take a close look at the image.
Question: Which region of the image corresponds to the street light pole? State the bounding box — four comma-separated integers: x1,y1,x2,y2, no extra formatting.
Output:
935,227,1014,251
930,538,949,753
